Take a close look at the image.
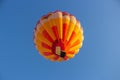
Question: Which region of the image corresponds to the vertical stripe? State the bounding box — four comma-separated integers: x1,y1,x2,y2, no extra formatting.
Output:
67,51,75,54
63,23,68,41
42,30,54,43
52,26,59,39
41,42,51,50
65,39,80,51
71,39,80,48
67,31,76,44
66,16,76,41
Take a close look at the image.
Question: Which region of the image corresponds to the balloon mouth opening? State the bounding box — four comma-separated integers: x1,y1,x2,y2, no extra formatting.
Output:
52,39,66,58
60,51,66,58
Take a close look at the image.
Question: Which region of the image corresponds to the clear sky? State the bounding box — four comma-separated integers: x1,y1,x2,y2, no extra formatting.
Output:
0,0,120,80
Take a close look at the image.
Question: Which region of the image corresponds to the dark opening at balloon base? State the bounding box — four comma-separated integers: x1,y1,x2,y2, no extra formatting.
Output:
60,51,66,58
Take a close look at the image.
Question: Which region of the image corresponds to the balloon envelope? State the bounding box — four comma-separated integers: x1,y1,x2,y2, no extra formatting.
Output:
34,11,84,62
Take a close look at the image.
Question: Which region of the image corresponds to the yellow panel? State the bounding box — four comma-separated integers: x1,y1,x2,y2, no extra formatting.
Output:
48,15,59,39
66,54,75,58
44,55,55,61
62,15,70,41
69,42,83,52
74,49,80,54
62,15,70,24
34,27,52,46
40,19,56,41
69,22,84,45
35,44,51,53
66,16,77,41
73,21,81,33
53,12,62,39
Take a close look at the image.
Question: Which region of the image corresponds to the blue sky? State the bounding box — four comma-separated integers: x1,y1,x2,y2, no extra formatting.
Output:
0,0,120,80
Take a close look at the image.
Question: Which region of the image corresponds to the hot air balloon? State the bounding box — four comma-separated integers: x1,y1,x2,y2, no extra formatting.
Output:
33,10,84,62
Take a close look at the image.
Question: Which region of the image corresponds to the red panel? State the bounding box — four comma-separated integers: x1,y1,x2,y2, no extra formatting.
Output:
53,55,59,60
52,26,59,39
43,52,53,56
41,42,51,50
63,23,68,41
42,30,54,43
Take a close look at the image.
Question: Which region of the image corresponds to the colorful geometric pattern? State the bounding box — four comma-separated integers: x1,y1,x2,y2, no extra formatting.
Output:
34,11,84,62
